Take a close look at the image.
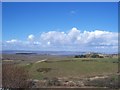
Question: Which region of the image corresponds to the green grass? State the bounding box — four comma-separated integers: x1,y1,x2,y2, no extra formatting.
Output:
24,58,118,80
72,57,118,62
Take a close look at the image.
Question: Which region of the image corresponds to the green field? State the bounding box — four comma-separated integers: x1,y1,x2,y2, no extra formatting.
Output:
24,57,118,80
2,54,119,88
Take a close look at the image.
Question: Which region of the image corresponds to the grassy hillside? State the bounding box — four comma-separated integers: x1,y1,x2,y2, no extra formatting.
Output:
24,58,118,80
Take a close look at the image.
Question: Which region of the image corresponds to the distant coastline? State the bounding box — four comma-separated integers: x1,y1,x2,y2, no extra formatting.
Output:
2,50,118,56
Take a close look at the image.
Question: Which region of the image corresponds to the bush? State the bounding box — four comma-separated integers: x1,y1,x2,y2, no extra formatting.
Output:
74,54,104,58
74,55,80,58
74,55,86,58
2,64,32,88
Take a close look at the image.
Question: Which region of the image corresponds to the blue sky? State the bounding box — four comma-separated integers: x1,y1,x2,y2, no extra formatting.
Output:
2,2,118,52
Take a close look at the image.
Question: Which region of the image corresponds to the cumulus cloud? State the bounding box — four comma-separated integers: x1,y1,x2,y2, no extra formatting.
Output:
3,27,118,52
40,27,118,47
28,34,35,41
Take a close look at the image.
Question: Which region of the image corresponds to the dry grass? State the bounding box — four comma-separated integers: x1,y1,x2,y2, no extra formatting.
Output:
2,64,32,88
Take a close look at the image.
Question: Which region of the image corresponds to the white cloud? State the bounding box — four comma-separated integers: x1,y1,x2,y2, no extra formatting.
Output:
3,27,118,52
33,41,41,45
47,41,51,45
40,28,118,48
68,27,81,40
40,31,68,45
6,39,20,44
28,34,35,41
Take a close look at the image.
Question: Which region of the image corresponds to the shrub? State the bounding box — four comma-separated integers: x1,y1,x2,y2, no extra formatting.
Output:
74,55,80,58
2,64,32,88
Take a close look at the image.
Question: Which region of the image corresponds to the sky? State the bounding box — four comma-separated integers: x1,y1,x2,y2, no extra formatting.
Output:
2,0,120,2
2,2,118,53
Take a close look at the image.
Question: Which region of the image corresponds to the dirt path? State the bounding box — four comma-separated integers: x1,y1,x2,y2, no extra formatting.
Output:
35,59,47,63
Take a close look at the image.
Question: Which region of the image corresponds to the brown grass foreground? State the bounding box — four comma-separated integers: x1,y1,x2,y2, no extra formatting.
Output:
2,64,32,88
